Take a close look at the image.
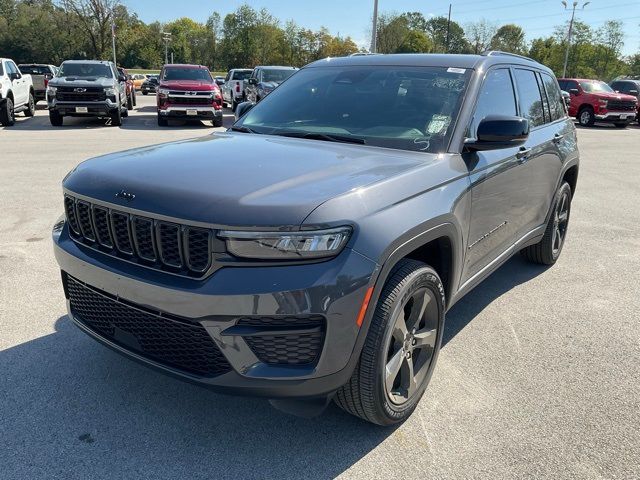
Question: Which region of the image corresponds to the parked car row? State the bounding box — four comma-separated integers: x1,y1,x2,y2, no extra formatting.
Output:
221,66,297,111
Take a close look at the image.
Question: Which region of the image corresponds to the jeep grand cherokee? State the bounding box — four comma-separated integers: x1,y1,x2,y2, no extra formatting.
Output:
53,52,579,425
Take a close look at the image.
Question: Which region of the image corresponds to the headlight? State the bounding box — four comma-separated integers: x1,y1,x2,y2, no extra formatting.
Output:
158,88,169,97
47,86,57,95
598,99,608,107
104,87,116,96
218,227,352,260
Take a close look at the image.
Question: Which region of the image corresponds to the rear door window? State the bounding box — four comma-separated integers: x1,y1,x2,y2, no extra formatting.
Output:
514,69,546,128
540,73,565,122
469,68,517,137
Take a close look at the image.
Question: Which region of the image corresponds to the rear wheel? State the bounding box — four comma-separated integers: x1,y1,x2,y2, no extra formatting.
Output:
127,91,134,110
232,99,239,112
577,106,595,127
614,122,628,128
212,116,224,128
49,110,63,126
0,97,15,126
334,259,444,425
24,93,35,117
521,182,572,265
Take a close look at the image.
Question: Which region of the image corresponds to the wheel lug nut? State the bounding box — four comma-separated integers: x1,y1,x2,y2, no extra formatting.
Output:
412,339,416,345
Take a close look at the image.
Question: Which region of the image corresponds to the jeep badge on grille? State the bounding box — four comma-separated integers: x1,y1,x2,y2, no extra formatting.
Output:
115,190,135,202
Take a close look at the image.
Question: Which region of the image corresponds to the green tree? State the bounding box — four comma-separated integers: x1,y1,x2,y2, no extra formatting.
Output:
466,19,497,54
425,16,469,53
490,24,527,55
396,30,433,53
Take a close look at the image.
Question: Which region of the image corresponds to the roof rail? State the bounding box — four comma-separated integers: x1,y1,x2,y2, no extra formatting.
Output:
482,50,537,63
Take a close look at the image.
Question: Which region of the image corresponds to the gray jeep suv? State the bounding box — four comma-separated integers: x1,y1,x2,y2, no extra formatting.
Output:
47,60,128,126
53,52,579,425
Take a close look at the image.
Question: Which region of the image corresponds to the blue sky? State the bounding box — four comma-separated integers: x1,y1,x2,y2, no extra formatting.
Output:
124,0,640,55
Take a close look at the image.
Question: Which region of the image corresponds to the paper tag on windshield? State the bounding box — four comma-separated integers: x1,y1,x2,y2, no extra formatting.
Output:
427,115,451,135
447,68,466,74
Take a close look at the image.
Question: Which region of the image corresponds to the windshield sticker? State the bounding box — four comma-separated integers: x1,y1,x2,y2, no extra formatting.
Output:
447,67,466,74
427,115,451,135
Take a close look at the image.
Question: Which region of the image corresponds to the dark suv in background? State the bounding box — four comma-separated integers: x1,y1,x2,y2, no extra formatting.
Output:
244,65,297,103
53,52,579,426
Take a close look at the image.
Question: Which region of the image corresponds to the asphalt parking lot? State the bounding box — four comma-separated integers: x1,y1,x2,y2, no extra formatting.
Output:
1,94,639,479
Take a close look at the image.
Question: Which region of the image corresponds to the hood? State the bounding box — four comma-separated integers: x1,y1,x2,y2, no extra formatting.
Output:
591,91,637,102
159,80,215,91
63,133,429,227
50,76,114,88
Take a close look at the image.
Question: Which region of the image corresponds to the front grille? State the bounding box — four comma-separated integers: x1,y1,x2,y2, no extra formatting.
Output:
57,87,107,102
64,195,213,278
607,100,637,112
238,316,325,366
168,96,212,106
66,275,231,377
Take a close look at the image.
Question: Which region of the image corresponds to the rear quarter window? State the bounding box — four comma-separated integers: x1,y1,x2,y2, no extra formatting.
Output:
541,73,565,122
513,69,546,128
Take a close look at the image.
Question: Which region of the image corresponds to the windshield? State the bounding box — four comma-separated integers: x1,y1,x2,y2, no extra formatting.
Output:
162,67,212,82
237,66,471,154
580,81,614,93
262,69,296,83
234,70,253,81
59,63,113,78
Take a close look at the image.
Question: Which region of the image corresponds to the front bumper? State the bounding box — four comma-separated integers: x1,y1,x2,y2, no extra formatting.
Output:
52,218,377,398
158,105,223,121
48,99,120,116
595,111,636,122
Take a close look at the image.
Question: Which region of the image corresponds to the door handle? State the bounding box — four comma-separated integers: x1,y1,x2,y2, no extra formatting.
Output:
516,147,532,161
553,133,564,143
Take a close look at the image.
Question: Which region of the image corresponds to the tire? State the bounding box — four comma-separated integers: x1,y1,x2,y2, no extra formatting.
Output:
0,97,15,126
232,99,239,112
577,106,595,127
24,93,35,117
127,91,134,110
49,111,63,126
122,107,129,118
157,115,168,127
132,91,137,107
334,259,445,426
614,122,628,128
520,182,572,265
212,116,224,128
142,91,148,96
110,105,122,126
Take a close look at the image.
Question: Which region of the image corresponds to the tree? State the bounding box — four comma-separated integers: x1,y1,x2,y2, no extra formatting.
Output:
490,24,527,55
61,0,121,59
376,13,410,54
466,19,497,54
396,30,433,53
425,16,469,53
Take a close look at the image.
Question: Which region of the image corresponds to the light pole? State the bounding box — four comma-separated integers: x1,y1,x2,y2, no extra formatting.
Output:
111,9,117,66
370,0,379,53
562,1,590,78
162,32,172,65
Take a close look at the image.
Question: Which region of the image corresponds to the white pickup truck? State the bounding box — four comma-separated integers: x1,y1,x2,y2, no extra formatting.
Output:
0,58,36,126
221,68,253,112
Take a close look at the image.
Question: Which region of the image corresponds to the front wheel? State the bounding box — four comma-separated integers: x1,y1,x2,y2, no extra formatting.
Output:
49,111,63,126
334,259,444,425
614,122,628,129
142,91,148,96
157,115,168,127
578,107,595,127
127,91,134,110
521,182,572,265
0,97,15,126
110,106,122,126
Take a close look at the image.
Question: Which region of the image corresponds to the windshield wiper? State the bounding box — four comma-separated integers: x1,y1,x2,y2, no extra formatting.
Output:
229,125,260,134
272,131,366,145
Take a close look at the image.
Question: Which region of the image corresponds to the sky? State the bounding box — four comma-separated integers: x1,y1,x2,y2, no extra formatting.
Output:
123,0,640,56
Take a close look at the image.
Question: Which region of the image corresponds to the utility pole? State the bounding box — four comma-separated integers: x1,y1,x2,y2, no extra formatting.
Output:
446,4,452,53
370,0,378,53
562,1,590,78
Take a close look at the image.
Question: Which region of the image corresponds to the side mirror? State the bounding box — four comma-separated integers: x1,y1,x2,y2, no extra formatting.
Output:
118,74,127,82
235,101,255,121
465,115,530,152
630,89,638,95
247,77,257,85
9,72,21,80
561,91,571,107
569,88,579,96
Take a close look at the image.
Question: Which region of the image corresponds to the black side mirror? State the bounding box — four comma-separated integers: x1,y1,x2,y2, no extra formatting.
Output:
569,88,579,95
630,89,638,95
248,77,257,85
9,72,21,80
465,115,530,152
118,74,127,82
235,101,255,121
561,91,571,107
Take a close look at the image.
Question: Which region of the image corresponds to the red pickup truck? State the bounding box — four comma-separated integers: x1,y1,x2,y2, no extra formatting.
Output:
157,64,223,127
558,78,638,128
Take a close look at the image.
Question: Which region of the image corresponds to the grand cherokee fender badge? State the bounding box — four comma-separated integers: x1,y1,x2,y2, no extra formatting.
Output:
115,190,135,202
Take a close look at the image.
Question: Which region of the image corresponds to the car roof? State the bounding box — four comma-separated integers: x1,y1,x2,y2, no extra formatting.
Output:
61,60,112,64
306,51,550,73
163,64,208,69
559,78,605,82
256,66,297,70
